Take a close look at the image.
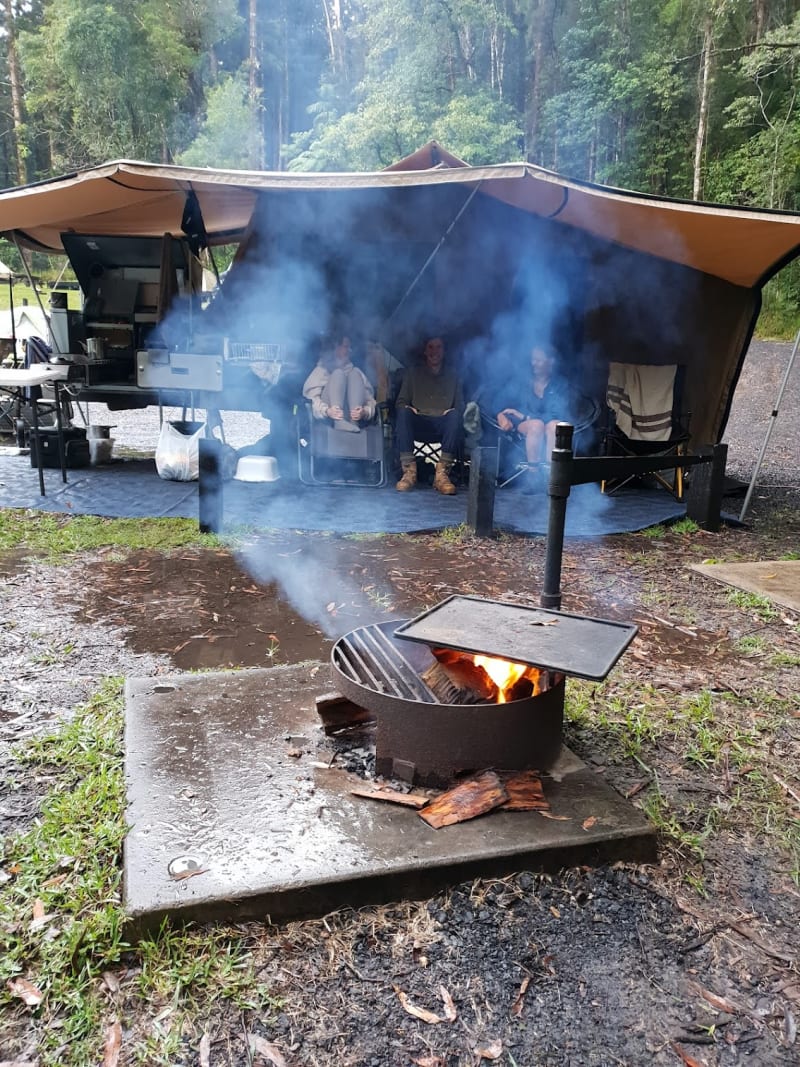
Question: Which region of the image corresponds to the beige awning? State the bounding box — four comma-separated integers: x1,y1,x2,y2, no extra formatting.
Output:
0,153,797,288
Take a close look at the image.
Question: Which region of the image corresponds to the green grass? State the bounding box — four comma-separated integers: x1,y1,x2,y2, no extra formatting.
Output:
725,588,780,620
0,679,279,1066
565,680,800,886
0,282,82,312
0,511,221,558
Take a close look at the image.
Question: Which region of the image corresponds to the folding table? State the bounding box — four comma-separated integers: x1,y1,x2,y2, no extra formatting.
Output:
0,363,71,495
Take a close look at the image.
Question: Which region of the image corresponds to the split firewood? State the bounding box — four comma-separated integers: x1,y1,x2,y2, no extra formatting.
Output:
500,770,549,811
350,783,429,809
315,691,376,734
419,771,508,829
426,649,496,701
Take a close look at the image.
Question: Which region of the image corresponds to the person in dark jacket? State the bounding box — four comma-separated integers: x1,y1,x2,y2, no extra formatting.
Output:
394,335,463,494
495,343,574,476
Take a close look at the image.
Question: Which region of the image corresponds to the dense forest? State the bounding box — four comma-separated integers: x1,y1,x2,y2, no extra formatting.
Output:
0,0,798,328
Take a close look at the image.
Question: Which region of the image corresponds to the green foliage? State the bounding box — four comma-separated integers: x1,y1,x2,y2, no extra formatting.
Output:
178,73,263,169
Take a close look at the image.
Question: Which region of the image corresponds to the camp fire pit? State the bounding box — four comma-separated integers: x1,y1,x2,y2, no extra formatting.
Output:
331,596,637,788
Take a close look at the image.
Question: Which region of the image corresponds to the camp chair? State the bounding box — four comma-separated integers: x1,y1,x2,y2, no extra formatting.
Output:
478,393,602,488
297,401,388,487
601,362,690,499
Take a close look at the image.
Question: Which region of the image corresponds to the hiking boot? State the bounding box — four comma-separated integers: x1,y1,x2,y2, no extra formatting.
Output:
396,462,417,492
433,461,456,495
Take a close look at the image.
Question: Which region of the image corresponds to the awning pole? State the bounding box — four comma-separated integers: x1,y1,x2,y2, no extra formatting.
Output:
739,327,800,522
385,182,483,329
13,234,57,351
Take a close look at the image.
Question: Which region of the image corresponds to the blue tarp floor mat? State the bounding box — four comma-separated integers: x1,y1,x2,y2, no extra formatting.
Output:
0,454,686,536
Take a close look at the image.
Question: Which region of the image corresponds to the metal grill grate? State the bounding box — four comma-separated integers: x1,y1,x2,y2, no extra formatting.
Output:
333,624,438,703
223,340,285,363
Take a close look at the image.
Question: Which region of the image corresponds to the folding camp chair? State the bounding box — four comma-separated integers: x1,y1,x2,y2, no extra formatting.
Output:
479,393,602,488
297,401,388,486
601,362,690,500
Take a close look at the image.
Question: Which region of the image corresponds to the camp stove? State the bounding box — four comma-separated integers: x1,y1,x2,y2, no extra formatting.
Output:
331,596,637,788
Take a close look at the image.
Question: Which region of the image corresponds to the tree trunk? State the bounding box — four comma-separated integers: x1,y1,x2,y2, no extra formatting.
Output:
693,16,714,202
321,0,346,79
754,0,767,41
249,0,266,168
2,0,27,185
527,0,556,163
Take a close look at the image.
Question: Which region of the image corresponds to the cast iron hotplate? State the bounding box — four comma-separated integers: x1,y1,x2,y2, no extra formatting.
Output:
393,595,638,681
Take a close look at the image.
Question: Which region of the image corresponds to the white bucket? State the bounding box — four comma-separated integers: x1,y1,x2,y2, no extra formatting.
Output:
89,438,115,465
234,455,280,482
88,424,114,440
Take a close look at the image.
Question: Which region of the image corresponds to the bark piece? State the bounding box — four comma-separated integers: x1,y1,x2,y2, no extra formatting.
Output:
500,770,549,811
315,691,376,734
350,783,429,809
419,771,508,828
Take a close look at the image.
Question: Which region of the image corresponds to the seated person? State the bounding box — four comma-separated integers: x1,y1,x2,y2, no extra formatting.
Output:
495,343,574,487
395,334,463,495
303,329,377,431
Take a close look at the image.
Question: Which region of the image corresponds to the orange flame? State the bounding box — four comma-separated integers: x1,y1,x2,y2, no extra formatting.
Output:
473,653,541,703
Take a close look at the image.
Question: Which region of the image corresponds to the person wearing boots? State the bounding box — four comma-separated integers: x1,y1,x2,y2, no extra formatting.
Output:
303,329,377,431
395,335,463,494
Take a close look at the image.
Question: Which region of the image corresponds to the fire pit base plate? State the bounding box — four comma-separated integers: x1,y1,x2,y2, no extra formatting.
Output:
123,664,656,936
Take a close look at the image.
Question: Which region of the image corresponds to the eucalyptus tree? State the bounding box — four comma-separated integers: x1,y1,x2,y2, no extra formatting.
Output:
18,0,236,172
287,0,524,169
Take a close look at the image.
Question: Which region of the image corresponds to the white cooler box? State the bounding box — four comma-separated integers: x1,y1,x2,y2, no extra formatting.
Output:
136,350,223,392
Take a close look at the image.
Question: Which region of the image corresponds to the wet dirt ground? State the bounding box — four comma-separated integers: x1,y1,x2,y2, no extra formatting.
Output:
1,339,799,1065
2,497,799,1066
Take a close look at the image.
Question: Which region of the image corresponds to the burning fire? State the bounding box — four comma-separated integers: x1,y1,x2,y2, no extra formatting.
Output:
473,653,543,703
432,648,544,703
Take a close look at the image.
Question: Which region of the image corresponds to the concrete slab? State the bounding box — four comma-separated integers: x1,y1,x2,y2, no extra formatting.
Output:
124,664,656,935
691,560,800,613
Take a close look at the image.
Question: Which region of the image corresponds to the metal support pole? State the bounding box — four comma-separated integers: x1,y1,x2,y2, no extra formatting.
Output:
739,328,800,523
198,437,223,533
686,443,728,531
540,423,574,610
466,445,498,538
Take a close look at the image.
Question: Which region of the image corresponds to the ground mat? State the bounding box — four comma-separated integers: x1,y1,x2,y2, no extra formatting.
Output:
0,454,686,535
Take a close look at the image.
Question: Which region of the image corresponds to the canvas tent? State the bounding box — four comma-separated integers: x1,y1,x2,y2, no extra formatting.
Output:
0,142,797,445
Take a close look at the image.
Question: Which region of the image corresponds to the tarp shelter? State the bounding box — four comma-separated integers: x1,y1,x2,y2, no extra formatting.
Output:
0,142,797,444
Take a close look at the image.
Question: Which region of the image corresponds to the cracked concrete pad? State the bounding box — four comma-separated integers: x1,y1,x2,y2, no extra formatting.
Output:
123,664,656,936
691,560,800,613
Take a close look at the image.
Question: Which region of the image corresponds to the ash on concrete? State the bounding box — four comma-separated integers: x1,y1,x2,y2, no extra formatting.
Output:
124,664,656,935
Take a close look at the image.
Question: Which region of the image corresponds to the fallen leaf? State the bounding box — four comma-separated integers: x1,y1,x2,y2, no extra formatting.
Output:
439,985,457,1021
411,1057,445,1066
510,975,531,1018
582,816,598,830
249,1034,288,1066
670,1041,704,1066
103,1020,122,1067
41,873,68,888
7,977,43,1006
199,1030,211,1067
170,867,208,882
101,971,120,994
32,899,45,921
474,1037,503,1060
695,985,741,1015
394,986,443,1024
550,906,561,919
625,782,645,799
